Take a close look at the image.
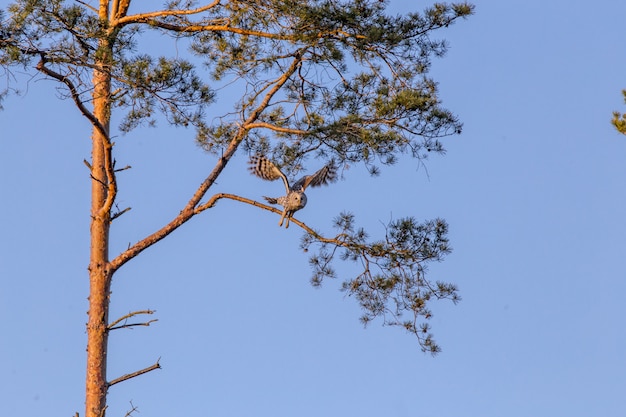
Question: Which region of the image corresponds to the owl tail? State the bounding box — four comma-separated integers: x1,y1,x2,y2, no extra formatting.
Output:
263,196,278,204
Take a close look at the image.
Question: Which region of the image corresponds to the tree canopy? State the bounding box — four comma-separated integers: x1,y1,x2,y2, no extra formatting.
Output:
1,0,472,166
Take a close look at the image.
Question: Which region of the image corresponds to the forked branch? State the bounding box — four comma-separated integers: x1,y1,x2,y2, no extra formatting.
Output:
200,192,457,354
109,54,304,274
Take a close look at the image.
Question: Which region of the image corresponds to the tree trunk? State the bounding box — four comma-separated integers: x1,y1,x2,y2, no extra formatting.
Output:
85,34,113,417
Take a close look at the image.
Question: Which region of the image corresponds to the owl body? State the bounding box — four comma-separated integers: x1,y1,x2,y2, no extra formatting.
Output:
264,190,307,212
249,155,336,228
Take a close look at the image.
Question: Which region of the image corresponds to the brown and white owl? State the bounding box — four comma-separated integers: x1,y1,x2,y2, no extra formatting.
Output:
248,154,337,228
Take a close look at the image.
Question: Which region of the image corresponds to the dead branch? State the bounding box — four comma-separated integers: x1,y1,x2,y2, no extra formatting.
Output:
123,401,139,417
114,165,132,172
108,359,161,388
108,310,156,330
110,206,131,221
108,318,158,330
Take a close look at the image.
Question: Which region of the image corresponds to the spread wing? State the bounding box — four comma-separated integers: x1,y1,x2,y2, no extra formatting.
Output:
292,160,337,191
248,154,290,193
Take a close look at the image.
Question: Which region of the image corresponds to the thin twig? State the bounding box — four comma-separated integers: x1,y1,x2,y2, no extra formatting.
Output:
108,359,161,388
108,310,156,329
110,207,132,221
73,0,98,13
108,319,158,331
123,401,139,417
114,165,132,172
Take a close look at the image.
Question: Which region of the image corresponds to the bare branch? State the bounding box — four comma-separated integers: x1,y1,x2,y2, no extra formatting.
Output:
35,58,107,139
108,360,161,388
114,164,132,172
123,401,139,417
196,193,342,245
110,206,131,221
196,192,277,215
108,310,156,330
108,318,158,331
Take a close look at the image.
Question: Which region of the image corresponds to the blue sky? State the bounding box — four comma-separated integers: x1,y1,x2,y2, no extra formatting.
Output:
1,0,626,416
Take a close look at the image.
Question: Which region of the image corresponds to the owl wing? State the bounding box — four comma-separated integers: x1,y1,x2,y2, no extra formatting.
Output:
292,160,337,191
248,154,291,193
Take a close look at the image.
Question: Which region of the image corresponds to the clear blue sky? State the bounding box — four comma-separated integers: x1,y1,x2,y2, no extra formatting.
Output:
1,1,625,416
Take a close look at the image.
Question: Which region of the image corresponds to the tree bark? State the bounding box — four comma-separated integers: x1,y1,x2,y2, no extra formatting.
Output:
85,33,113,417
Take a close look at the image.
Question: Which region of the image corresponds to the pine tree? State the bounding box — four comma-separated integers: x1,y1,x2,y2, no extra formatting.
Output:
0,1,473,416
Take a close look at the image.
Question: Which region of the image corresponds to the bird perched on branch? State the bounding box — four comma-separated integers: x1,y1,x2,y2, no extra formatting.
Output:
248,154,337,228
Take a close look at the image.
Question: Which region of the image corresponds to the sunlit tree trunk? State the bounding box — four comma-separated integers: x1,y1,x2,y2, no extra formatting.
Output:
85,20,113,417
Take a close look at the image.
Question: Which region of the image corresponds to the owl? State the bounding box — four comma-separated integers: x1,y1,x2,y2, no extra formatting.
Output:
248,154,337,228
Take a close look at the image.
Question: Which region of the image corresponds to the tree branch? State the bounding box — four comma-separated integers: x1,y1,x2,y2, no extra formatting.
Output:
74,0,98,13
110,0,130,20
108,360,161,388
99,135,117,219
114,164,132,172
109,54,304,274
245,122,308,135
123,401,139,417
141,20,293,39
196,193,343,245
113,1,221,26
109,320,157,331
35,57,107,139
110,206,131,221
197,192,456,353
108,310,157,330
35,55,117,222
111,0,289,40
